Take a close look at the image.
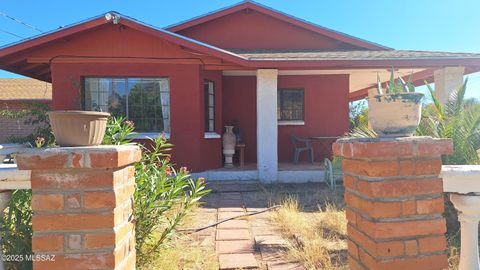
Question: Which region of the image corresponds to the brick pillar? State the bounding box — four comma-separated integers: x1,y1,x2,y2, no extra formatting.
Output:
16,145,141,270
333,137,453,270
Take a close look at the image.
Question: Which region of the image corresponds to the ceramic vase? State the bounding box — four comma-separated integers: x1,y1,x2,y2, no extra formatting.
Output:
222,126,236,168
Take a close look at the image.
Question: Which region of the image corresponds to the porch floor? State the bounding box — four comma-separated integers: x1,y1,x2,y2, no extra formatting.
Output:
192,162,325,183
208,162,323,172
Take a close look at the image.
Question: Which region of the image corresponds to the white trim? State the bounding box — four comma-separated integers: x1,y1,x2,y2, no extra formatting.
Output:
127,132,170,140
278,120,305,126
204,132,221,139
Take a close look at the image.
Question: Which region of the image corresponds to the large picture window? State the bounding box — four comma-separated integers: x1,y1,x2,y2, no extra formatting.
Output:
277,88,304,121
84,77,170,133
204,80,215,132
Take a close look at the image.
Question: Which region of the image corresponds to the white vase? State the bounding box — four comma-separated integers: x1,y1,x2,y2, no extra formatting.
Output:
222,126,236,168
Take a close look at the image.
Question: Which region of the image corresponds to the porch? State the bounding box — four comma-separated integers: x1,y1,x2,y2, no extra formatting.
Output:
192,162,325,183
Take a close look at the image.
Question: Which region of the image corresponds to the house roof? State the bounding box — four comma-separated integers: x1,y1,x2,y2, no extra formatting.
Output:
166,1,391,50
231,49,480,61
0,78,52,101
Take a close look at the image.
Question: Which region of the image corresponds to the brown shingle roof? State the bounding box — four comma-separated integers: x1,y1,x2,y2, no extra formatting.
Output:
230,49,480,61
0,78,51,101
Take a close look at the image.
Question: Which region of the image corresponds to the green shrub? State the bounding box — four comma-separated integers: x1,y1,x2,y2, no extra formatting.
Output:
1,190,33,270
102,117,210,267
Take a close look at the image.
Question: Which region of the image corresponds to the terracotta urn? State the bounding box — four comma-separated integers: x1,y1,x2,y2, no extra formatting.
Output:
47,110,110,147
222,126,236,168
368,93,424,137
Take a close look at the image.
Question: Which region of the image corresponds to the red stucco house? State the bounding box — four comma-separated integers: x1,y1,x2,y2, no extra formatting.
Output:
1,1,480,182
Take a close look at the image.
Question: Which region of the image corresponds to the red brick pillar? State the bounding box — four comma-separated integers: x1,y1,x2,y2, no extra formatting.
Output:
333,137,453,270
16,145,141,270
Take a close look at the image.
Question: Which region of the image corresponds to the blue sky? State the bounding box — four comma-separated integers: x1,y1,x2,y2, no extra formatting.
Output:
1,0,479,98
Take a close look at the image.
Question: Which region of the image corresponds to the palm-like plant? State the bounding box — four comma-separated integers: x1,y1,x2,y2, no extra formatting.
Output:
349,79,480,165
417,78,480,165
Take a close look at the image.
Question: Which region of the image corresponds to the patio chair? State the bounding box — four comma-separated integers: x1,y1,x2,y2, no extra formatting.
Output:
290,135,314,164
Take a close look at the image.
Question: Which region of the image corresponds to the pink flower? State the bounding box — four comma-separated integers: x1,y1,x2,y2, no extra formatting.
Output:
165,166,172,176
125,120,134,129
179,167,189,174
198,177,205,184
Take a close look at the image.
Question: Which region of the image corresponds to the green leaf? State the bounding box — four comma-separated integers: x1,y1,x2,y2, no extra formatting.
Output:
376,73,383,95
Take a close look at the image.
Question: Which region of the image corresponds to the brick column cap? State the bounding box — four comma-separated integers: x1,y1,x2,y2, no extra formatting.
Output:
333,136,453,159
16,145,141,170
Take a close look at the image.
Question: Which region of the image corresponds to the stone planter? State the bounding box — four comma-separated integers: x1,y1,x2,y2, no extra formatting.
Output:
222,126,236,168
368,92,424,137
47,110,110,146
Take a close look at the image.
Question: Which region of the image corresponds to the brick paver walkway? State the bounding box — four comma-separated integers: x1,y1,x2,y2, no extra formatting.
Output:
191,182,305,270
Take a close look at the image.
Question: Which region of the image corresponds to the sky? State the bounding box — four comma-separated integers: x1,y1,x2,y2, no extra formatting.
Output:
0,0,479,99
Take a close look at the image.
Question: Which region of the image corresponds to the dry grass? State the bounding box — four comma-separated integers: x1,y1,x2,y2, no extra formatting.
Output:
142,234,218,270
267,185,348,270
141,206,218,270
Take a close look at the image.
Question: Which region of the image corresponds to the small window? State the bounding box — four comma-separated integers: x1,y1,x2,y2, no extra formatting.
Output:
204,80,215,132
84,77,170,133
278,88,304,121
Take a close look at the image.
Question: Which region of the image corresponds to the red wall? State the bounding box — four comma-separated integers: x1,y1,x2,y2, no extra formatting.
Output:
222,74,350,164
50,62,222,172
177,9,362,50
222,76,257,163
17,23,228,172
277,75,349,162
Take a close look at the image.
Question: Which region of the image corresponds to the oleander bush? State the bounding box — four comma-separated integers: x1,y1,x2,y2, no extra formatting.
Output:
102,117,210,267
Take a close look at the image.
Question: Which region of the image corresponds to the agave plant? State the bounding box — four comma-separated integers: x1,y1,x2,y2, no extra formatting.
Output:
376,69,416,94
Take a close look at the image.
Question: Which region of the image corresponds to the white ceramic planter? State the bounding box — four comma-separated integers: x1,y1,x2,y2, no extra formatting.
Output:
222,126,236,168
368,93,424,137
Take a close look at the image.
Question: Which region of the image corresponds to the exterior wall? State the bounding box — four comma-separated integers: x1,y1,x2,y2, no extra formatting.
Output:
278,75,349,162
22,23,227,172
51,62,221,172
222,74,349,164
222,76,257,163
0,101,51,143
200,70,223,169
176,9,363,50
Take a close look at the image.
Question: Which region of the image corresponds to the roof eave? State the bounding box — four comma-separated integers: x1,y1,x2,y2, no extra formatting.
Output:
244,58,480,69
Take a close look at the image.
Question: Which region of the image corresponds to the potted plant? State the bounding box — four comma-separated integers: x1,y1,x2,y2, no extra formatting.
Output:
368,69,424,137
47,110,110,146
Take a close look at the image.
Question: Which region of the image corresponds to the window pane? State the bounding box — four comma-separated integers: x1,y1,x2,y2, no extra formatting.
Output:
127,78,169,133
84,77,169,133
204,81,215,132
278,89,304,121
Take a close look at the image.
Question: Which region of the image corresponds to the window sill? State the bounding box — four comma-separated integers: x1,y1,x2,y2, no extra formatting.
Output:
127,132,170,140
204,132,221,139
278,121,305,126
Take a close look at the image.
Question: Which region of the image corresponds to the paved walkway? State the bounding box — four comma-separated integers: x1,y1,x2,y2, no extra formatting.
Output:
190,182,305,270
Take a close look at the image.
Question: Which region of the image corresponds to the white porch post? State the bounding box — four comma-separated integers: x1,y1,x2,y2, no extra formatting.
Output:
256,69,278,183
434,66,465,104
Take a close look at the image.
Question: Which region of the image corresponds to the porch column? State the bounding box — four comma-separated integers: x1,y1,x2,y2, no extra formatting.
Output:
256,69,278,183
434,66,464,104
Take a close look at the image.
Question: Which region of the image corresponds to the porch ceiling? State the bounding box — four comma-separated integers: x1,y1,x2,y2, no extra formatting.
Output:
223,68,427,93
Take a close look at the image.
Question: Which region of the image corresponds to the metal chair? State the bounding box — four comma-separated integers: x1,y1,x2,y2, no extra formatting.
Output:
290,135,314,164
